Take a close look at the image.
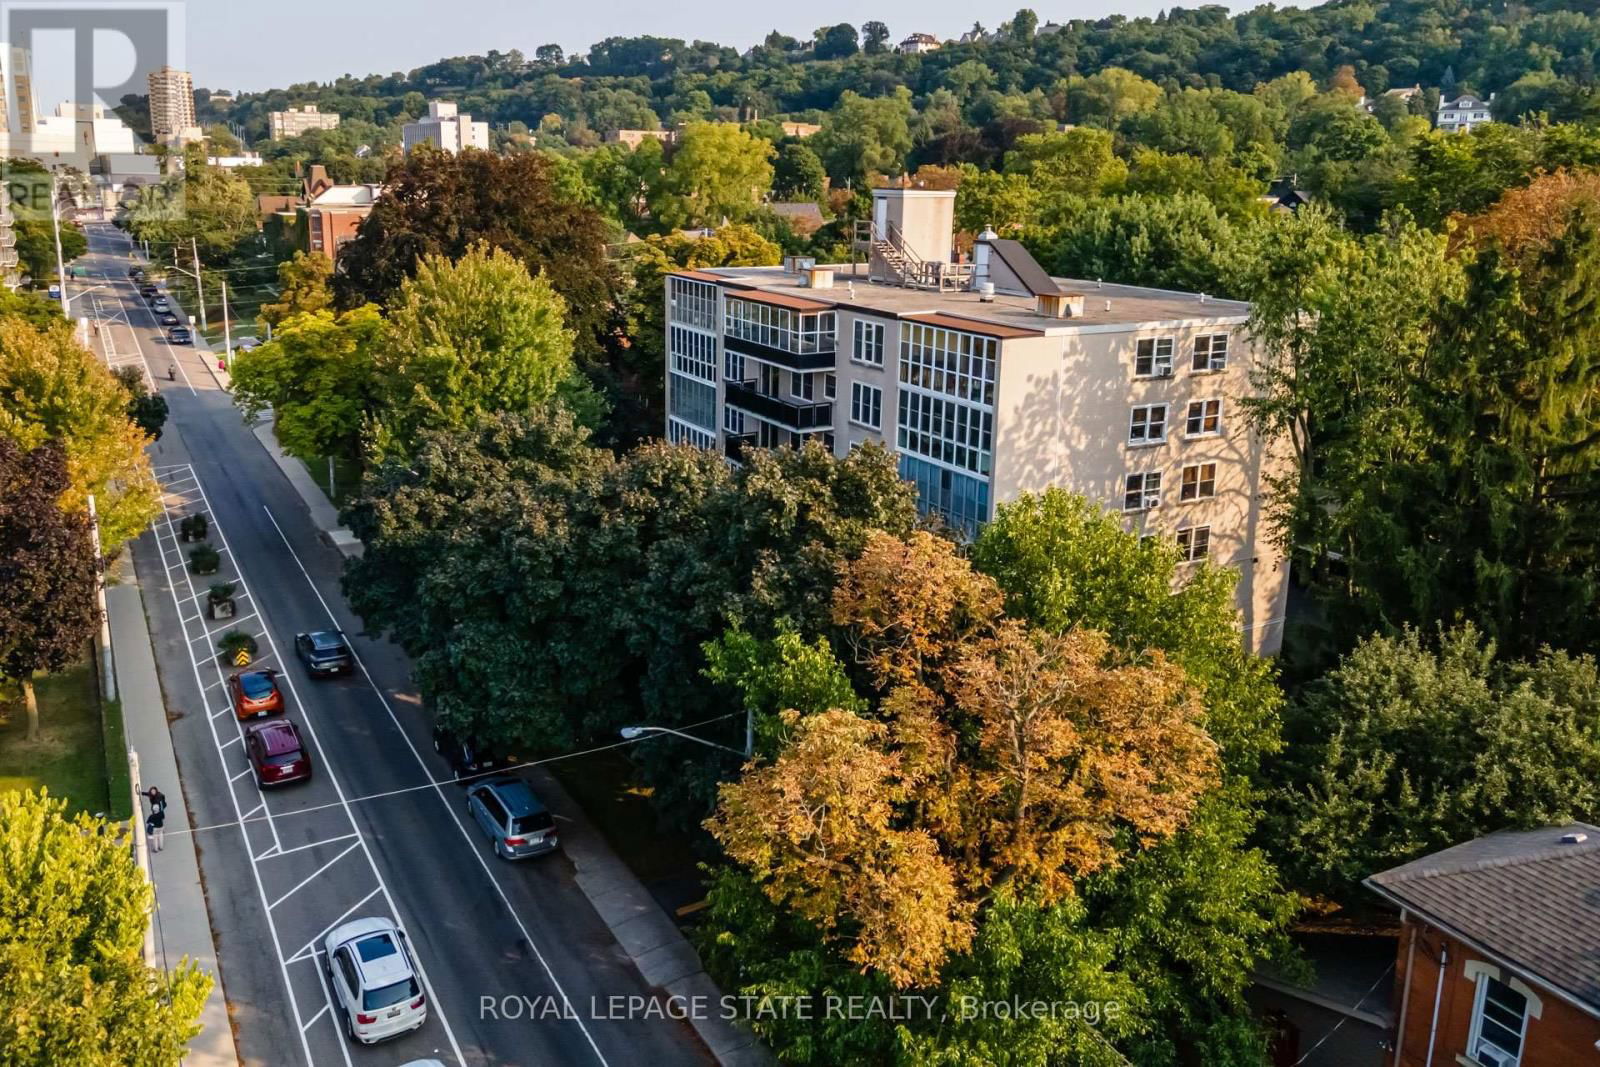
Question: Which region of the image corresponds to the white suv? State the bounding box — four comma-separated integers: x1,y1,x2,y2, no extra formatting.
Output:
322,917,427,1044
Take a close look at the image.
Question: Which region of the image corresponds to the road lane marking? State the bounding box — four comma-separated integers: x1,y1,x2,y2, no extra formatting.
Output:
167,471,467,1067
263,502,613,1067
261,834,359,861
267,842,362,911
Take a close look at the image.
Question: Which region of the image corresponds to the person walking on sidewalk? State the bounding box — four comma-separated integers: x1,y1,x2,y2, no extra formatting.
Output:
144,787,167,852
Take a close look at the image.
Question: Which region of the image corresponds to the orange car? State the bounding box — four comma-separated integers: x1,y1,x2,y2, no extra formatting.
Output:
228,669,284,719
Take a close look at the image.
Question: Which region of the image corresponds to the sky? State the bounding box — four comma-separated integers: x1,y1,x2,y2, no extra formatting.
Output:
29,0,1222,108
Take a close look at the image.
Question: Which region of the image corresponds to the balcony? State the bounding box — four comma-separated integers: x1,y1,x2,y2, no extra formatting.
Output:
722,331,835,371
725,381,833,431
723,433,755,462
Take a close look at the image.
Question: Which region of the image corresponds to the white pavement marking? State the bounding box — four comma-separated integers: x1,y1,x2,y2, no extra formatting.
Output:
301,1004,330,1032
162,469,468,1067
267,841,362,911
261,833,359,861
285,886,384,964
263,503,612,1067
310,962,356,1067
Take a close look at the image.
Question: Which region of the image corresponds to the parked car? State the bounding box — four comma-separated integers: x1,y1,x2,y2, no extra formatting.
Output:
157,312,179,326
152,299,170,312
295,630,352,676
245,719,311,786
167,326,192,345
465,776,558,860
228,669,283,719
431,726,518,780
323,918,427,1044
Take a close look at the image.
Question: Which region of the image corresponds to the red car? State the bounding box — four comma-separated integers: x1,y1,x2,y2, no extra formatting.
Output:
229,669,284,720
245,720,312,786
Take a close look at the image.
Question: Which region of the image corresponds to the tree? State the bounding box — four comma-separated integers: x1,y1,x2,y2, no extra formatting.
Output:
1269,625,1600,902
813,23,859,61
0,441,98,740
534,43,564,66
1045,192,1244,297
814,88,914,186
1010,8,1039,43
258,251,333,328
1064,68,1162,128
861,21,891,54
373,245,579,456
0,790,211,1063
230,305,385,465
653,122,775,229
332,148,617,366
112,366,168,442
15,219,86,284
771,143,827,202
0,319,160,551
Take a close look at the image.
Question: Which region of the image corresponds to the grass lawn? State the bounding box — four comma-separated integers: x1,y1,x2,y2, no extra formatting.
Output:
551,750,707,911
0,659,111,817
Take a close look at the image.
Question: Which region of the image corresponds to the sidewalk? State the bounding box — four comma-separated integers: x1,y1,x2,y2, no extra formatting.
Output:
107,556,240,1067
264,438,770,1066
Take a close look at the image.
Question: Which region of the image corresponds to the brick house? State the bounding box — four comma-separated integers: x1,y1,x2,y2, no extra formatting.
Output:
1365,824,1600,1067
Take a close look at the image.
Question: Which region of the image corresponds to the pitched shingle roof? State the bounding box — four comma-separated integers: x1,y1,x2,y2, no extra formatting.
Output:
1365,823,1600,1016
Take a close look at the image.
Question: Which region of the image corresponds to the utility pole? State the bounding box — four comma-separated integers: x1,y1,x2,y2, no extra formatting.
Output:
87,494,115,702
50,172,69,318
221,279,232,371
190,237,207,331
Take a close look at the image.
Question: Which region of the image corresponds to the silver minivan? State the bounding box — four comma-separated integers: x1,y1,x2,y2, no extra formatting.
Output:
465,777,558,860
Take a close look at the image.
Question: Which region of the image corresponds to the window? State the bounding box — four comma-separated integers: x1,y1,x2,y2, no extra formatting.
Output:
1176,526,1210,562
669,325,716,383
853,320,885,366
793,371,815,401
851,382,883,429
1135,338,1174,377
724,348,746,383
825,373,837,400
723,407,746,435
667,373,716,433
1180,463,1216,501
667,420,715,449
1469,977,1529,1067
758,363,782,397
1185,399,1222,437
1124,472,1161,511
898,391,993,475
1129,404,1168,445
1192,334,1228,372
725,298,836,354
900,454,990,537
897,324,998,477
668,276,719,331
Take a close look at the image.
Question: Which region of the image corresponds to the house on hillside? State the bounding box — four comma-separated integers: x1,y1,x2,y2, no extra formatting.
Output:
1366,823,1600,1067
1438,93,1494,133
897,33,941,54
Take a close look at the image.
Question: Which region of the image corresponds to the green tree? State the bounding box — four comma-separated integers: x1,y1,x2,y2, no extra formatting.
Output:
258,251,333,328
1270,624,1600,902
1044,192,1244,297
112,366,168,442
860,20,891,54
15,219,86,284
0,440,99,739
0,319,160,551
1064,68,1162,128
230,305,385,465
654,122,775,230
771,142,827,202
0,790,211,1063
814,89,913,186
373,245,580,456
813,23,859,60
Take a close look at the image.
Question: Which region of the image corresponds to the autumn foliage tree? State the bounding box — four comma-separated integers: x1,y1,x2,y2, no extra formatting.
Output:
709,530,1218,987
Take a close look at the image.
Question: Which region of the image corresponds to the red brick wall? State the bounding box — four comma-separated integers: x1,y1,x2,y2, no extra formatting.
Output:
1389,920,1600,1066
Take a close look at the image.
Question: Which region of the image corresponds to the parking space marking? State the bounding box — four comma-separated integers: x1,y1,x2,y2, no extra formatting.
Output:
261,833,360,861
263,503,611,1066
267,842,362,911
301,1004,330,1032
310,957,356,1067
284,886,384,964
154,468,467,1067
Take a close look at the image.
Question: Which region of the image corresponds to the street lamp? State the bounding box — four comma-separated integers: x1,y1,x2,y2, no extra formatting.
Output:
619,710,753,758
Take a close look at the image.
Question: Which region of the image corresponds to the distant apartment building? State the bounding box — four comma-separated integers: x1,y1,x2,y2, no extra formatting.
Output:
663,188,1290,653
897,33,941,54
270,104,340,140
1438,93,1493,133
148,66,196,142
402,101,489,154
0,200,18,287
0,43,36,135
604,128,674,149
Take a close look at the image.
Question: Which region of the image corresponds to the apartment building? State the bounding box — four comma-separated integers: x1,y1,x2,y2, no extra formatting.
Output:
270,104,340,140
402,101,489,154
148,66,196,142
663,187,1289,652
0,43,36,135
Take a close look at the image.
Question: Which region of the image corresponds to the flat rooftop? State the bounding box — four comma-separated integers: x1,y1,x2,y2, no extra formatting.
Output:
695,264,1250,333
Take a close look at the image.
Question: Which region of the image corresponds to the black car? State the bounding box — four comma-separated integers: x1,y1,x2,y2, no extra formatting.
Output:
158,312,179,326
138,284,158,298
294,630,352,676
433,726,518,780
167,326,192,345
127,266,144,280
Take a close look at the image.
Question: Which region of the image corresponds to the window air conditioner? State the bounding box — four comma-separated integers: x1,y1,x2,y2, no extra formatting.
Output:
1474,1047,1514,1067
1144,494,1161,510
1156,366,1174,378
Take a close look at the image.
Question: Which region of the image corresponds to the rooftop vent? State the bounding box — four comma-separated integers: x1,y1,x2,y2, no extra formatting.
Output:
1035,292,1085,318
783,255,816,274
802,266,834,290
1562,831,1589,844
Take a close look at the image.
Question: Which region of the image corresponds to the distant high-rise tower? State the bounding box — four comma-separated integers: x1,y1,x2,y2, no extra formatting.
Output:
147,65,196,141
0,44,37,134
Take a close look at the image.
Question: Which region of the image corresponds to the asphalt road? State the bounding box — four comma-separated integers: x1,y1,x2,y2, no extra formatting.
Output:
75,225,711,1067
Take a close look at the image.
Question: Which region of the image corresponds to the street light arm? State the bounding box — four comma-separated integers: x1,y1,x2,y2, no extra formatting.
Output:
619,724,749,757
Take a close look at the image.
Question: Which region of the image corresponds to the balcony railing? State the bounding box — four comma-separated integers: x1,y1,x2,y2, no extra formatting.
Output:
722,331,836,371
724,381,833,431
723,432,756,461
